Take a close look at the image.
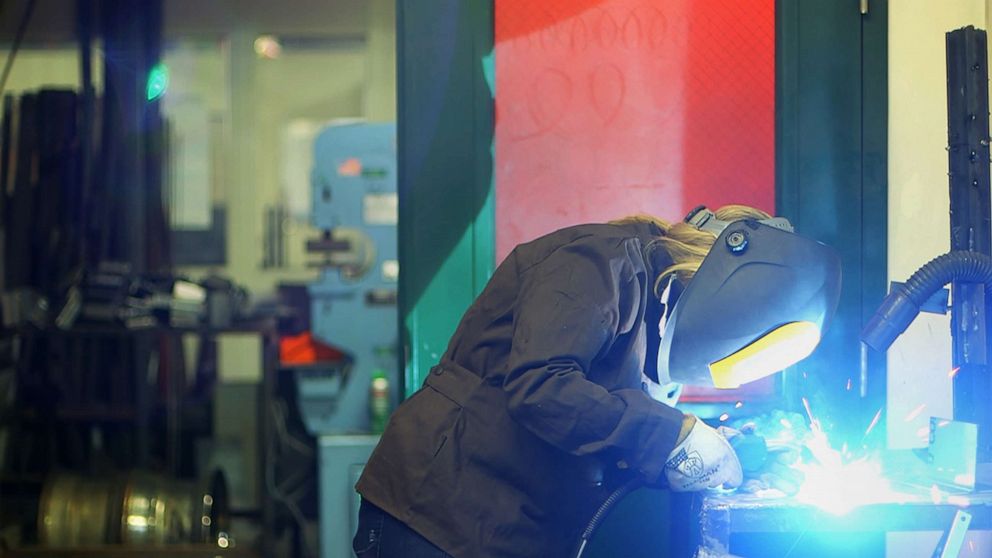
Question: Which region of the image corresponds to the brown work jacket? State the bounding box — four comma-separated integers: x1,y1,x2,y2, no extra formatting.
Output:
356,222,685,558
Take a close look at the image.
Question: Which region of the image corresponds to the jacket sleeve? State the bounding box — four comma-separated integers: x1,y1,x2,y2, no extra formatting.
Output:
504,237,684,483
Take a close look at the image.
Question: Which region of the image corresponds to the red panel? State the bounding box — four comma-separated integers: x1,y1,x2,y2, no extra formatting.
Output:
495,0,776,401
680,1,776,219
494,0,775,261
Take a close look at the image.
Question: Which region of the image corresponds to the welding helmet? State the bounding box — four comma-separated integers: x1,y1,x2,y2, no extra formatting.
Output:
656,206,842,389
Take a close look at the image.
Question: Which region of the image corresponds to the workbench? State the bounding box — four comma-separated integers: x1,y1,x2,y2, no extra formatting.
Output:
688,489,992,557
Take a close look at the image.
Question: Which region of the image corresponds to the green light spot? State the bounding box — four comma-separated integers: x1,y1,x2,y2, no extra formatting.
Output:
146,63,169,101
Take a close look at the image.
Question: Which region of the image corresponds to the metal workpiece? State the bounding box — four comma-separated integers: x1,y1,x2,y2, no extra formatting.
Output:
692,490,992,556
929,418,979,491
695,498,732,557
936,510,973,558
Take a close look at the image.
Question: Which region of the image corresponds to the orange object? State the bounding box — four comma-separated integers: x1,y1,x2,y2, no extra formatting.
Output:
280,331,346,365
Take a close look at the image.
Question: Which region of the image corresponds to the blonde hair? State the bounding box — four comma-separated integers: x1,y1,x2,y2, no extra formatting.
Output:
611,205,772,297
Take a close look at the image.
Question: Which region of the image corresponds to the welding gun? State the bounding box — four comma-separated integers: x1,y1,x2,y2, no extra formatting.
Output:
574,428,782,558
727,428,806,495
727,428,769,474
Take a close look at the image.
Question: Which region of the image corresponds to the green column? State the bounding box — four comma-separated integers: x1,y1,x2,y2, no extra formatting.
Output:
397,1,495,397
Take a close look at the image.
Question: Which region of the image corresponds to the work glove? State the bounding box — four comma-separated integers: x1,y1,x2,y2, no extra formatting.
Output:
664,415,743,491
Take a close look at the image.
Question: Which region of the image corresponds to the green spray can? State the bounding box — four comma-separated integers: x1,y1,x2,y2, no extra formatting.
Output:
370,369,390,434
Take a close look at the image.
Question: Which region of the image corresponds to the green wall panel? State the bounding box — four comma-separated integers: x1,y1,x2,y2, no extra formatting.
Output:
397,1,494,397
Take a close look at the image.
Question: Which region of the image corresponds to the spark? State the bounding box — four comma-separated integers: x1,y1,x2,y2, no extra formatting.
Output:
801,397,815,424
916,426,930,440
719,413,730,422
796,428,910,515
930,484,943,505
904,403,927,422
734,401,743,409
846,378,852,391
743,405,916,516
969,541,975,552
938,420,951,428
949,367,961,379
864,408,883,438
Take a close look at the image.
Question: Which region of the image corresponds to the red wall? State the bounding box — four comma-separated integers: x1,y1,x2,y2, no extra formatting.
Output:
494,0,775,261
495,0,776,401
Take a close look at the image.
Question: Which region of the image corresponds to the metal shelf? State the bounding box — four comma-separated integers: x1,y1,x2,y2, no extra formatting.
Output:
1,545,258,557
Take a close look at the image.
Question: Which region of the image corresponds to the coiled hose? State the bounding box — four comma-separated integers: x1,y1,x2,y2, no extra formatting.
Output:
573,477,644,558
862,250,992,351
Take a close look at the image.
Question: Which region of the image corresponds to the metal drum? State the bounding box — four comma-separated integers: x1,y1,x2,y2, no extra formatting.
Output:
38,470,227,547
38,473,118,545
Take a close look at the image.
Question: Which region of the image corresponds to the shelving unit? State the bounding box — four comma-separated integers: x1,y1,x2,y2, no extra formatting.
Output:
0,319,280,555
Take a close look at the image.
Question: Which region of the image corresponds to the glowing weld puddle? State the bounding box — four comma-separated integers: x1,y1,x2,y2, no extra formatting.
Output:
745,401,969,516
793,423,912,515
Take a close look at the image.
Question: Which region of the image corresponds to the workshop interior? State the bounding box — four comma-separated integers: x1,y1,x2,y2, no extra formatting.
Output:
1,0,992,557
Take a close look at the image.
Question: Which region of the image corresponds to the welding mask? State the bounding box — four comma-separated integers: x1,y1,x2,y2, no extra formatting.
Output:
656,207,842,389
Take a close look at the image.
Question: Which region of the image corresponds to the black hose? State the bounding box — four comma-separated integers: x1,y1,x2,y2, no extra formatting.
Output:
862,250,992,352
573,477,645,558
903,251,992,303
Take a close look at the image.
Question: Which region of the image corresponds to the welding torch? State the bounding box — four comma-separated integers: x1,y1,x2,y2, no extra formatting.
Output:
573,424,796,558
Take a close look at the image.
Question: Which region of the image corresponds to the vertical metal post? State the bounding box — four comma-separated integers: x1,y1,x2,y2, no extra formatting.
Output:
166,334,181,474
77,0,94,267
945,26,992,460
132,335,151,467
259,328,278,557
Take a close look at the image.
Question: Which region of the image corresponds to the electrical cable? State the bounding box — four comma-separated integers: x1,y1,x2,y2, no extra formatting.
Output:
573,477,645,558
0,0,38,99
265,459,314,558
266,398,315,558
271,398,314,457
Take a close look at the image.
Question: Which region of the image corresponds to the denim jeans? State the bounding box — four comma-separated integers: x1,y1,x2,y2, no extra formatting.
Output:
353,498,454,558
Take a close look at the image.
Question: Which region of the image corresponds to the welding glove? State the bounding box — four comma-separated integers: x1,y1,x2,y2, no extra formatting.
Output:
664,415,744,491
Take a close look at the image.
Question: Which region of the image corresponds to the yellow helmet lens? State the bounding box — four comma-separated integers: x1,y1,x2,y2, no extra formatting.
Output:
709,321,821,389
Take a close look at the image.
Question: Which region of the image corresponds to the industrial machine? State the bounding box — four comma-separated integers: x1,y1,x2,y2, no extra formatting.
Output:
298,121,399,435
292,122,398,558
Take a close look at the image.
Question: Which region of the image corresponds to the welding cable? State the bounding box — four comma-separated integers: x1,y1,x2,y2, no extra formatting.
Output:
266,399,316,558
862,250,992,352
573,477,645,558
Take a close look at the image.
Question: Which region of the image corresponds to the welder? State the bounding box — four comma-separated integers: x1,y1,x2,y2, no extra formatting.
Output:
352,205,842,558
